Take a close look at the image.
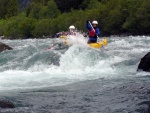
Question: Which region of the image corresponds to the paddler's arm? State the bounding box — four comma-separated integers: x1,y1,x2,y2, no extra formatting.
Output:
86,20,95,37
86,20,93,30
95,28,100,37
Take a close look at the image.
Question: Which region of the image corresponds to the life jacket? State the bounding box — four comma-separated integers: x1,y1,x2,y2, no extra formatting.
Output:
88,27,97,38
88,27,100,43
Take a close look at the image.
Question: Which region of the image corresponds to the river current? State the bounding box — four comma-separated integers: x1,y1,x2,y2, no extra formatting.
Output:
0,36,150,113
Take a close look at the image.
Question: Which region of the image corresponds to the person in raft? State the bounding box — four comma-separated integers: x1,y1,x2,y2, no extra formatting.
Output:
55,32,63,38
55,25,76,38
68,25,76,35
86,20,100,43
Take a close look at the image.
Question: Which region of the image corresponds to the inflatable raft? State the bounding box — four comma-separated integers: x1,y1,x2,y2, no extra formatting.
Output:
59,36,67,38
59,34,108,49
88,38,107,48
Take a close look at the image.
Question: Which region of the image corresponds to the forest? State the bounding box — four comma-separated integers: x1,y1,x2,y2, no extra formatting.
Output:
0,0,149,39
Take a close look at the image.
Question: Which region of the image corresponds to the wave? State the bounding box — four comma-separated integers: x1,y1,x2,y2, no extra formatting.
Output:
0,36,150,92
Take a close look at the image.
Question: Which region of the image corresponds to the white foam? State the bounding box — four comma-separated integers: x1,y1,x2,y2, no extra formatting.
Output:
0,36,150,92
66,32,87,46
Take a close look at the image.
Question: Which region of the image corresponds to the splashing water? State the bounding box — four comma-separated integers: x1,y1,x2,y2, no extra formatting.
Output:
0,36,150,93
0,36,150,113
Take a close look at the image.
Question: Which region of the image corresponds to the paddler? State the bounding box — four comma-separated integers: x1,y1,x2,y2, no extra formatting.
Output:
55,32,63,38
68,25,76,35
55,25,76,38
86,20,100,43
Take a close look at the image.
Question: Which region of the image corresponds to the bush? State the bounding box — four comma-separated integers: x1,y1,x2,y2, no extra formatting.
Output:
0,0,150,38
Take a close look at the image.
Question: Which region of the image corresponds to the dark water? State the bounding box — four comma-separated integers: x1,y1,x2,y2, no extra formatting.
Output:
0,36,150,113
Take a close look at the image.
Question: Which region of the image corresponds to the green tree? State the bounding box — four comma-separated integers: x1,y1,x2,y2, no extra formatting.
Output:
0,19,6,36
32,19,52,37
27,0,60,19
54,0,84,12
19,18,37,38
122,0,147,34
0,0,7,19
0,0,150,38
0,0,19,19
44,0,60,18
5,0,19,18
101,0,128,34
86,0,102,10
3,17,21,38
135,0,150,34
32,0,49,5
28,2,43,19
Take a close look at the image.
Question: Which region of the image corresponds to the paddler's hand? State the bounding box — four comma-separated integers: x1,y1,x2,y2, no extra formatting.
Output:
94,33,97,37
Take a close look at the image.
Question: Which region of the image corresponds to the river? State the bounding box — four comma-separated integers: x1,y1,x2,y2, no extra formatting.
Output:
0,36,150,112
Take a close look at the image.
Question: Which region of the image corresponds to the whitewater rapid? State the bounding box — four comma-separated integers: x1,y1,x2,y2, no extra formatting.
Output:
0,36,150,92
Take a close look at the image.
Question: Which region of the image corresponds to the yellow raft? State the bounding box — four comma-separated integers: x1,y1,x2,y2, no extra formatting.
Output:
59,36,67,38
88,38,107,48
60,36,108,49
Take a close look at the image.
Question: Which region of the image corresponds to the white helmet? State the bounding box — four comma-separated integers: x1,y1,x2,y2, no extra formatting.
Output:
92,21,98,25
69,25,75,29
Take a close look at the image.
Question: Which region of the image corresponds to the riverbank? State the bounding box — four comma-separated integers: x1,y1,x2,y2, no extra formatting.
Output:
0,0,149,39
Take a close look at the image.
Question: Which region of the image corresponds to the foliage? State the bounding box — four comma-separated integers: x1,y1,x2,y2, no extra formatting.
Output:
3,13,37,38
123,0,150,35
32,19,52,37
0,0,19,19
0,0,149,38
54,0,84,12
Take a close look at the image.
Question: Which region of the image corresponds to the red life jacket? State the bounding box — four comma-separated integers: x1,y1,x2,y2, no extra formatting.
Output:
89,28,96,37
